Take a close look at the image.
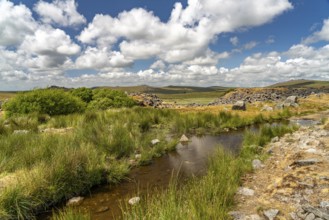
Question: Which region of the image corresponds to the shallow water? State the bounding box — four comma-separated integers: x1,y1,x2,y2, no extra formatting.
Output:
290,118,320,126
42,128,246,220
44,119,316,220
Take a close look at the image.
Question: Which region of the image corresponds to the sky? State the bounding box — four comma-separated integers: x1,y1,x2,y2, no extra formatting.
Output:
1,0,329,90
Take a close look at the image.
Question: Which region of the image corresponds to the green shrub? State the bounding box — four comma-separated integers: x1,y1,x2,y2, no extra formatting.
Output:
88,89,136,110
3,89,85,116
70,87,93,103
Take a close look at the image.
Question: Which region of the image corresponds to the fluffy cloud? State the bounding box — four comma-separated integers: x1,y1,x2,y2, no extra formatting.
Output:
303,18,329,44
0,0,36,46
75,47,133,69
34,0,86,27
243,41,258,50
20,27,80,68
78,0,292,65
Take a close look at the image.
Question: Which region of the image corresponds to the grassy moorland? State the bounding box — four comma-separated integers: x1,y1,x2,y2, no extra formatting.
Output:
268,79,329,89
0,89,328,219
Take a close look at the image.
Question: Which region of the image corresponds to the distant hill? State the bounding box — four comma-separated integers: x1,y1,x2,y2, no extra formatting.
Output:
268,79,329,89
100,85,233,95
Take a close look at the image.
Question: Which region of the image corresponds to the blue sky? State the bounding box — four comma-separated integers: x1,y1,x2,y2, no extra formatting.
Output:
1,0,329,90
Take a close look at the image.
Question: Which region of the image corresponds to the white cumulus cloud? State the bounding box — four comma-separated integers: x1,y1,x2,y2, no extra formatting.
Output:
0,0,37,46
303,18,329,44
34,0,86,27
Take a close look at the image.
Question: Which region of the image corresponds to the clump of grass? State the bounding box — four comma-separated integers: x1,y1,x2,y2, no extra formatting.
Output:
51,208,90,220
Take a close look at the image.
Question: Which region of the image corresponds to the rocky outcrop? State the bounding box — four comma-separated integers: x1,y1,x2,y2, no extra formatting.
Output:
233,122,329,220
209,88,329,105
232,101,246,111
130,93,174,108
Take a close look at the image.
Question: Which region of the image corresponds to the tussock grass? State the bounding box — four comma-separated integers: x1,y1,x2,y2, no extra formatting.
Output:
121,124,297,220
51,208,90,220
0,105,302,219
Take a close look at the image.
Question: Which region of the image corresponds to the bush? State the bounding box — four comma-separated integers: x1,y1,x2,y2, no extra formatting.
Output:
3,89,85,116
88,89,136,110
70,87,93,103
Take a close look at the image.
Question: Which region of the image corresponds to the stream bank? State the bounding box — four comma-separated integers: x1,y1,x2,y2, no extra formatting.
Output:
232,113,329,219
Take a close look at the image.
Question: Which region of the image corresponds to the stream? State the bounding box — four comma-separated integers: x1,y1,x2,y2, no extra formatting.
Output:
42,119,317,220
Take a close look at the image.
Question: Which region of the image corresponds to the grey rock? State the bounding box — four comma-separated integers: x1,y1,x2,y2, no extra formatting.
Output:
238,187,255,196
264,209,279,220
285,96,298,104
271,136,279,143
320,201,329,208
151,139,160,145
13,130,29,134
305,213,316,220
128,197,140,205
67,196,84,206
291,159,320,166
261,106,274,112
232,101,246,111
228,211,245,220
252,159,263,170
180,134,189,142
302,206,329,220
96,206,109,213
246,214,262,220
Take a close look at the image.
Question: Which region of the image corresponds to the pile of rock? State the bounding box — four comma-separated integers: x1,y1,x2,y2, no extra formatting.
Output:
209,88,328,105
232,122,329,220
130,93,164,108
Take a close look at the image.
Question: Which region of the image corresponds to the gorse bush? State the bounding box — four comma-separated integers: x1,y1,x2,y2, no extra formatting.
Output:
3,89,85,116
70,87,93,103
88,89,136,110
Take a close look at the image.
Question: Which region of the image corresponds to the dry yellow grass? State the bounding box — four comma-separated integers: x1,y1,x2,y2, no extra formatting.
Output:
0,92,16,100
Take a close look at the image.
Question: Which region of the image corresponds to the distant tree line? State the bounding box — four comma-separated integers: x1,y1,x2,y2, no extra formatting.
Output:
3,87,137,116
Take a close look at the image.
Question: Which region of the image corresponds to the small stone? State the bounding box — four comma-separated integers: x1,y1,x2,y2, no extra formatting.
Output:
305,148,318,154
238,187,255,196
305,213,316,220
246,214,262,220
151,139,160,145
291,159,320,166
228,211,245,220
252,159,263,170
179,134,189,142
320,201,329,208
96,206,109,213
264,209,279,220
271,137,279,143
289,212,299,220
128,197,140,205
13,130,29,134
67,196,84,206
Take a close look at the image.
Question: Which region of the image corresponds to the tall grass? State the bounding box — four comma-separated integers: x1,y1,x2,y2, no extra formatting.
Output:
121,124,297,220
0,107,297,219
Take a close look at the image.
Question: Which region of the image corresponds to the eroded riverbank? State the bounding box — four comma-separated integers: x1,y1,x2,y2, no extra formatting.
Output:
233,115,329,219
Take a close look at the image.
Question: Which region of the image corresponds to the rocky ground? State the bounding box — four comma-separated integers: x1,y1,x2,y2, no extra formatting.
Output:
232,113,329,220
210,88,329,105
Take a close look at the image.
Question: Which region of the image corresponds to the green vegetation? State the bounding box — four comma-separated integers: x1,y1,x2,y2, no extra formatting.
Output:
101,85,232,105
122,124,297,220
0,105,296,219
3,89,85,116
52,208,90,220
268,79,329,89
2,88,137,116
87,89,136,110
